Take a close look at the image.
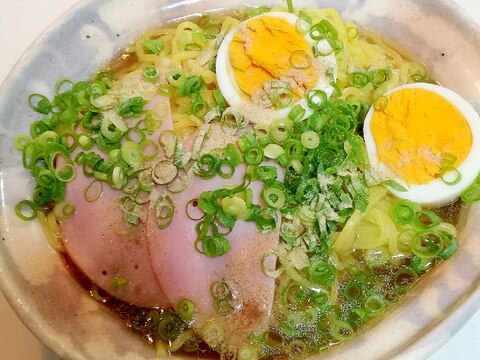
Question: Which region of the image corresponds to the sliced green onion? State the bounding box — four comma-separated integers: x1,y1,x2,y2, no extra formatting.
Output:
120,195,136,213
310,20,338,41
84,180,103,202
255,207,277,232
142,38,164,54
383,179,408,192
349,70,371,88
264,143,285,159
155,193,174,229
391,199,418,225
15,200,38,221
215,298,234,316
289,50,312,69
109,166,127,189
185,198,205,221
285,0,294,13
394,267,418,291
117,96,145,117
101,117,124,142
442,152,457,166
90,95,117,110
461,183,480,203
36,130,57,147
157,314,181,341
158,130,176,159
329,320,354,341
215,208,236,229
221,107,247,130
213,89,226,108
370,68,391,87
440,165,462,186
152,160,177,185
223,143,242,166
221,196,247,217
178,75,205,97
176,299,195,321
37,169,56,189
167,71,186,87
270,118,293,143
28,93,52,114
307,260,335,287
143,65,159,83
191,92,207,115
211,281,231,300
29,120,49,139
55,77,74,94
364,294,386,317
256,166,278,181
288,104,306,123
280,222,303,245
203,235,231,257
56,130,78,152
410,255,433,274
410,72,426,83
343,280,364,301
54,163,75,182
374,96,389,111
244,147,264,166
269,87,293,109
439,234,458,260
121,141,144,168
306,89,327,109
414,210,441,229
411,230,445,258
301,130,320,149
194,154,219,179
140,138,159,160
157,83,175,97
261,250,283,278
13,135,31,151
263,187,286,210
313,41,333,57
296,17,311,34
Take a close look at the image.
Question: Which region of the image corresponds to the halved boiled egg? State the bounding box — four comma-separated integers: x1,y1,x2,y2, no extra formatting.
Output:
364,83,480,206
216,12,337,122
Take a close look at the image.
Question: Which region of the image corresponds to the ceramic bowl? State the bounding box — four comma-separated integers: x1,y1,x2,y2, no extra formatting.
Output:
1,0,480,359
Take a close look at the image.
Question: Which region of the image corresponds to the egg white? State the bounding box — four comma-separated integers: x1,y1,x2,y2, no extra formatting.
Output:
364,83,480,206
216,12,337,120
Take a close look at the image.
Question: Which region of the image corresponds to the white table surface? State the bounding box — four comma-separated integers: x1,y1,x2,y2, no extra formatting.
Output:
1,0,480,359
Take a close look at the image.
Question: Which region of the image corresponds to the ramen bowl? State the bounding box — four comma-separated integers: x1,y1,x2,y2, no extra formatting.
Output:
1,0,480,359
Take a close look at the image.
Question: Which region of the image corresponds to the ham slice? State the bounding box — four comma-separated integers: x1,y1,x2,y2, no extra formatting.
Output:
62,173,168,308
61,93,171,308
147,163,280,352
60,83,280,349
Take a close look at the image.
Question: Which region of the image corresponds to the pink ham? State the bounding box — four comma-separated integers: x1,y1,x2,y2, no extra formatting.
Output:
61,94,171,308
147,165,280,352
60,82,280,349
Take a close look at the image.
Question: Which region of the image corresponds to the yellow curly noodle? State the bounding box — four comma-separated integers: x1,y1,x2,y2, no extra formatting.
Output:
130,16,240,136
330,186,458,270
301,7,429,104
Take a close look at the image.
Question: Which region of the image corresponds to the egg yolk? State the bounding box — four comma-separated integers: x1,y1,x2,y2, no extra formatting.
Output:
371,88,472,185
229,16,318,99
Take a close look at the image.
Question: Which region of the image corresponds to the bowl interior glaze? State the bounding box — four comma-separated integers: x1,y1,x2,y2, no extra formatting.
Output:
1,1,480,359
